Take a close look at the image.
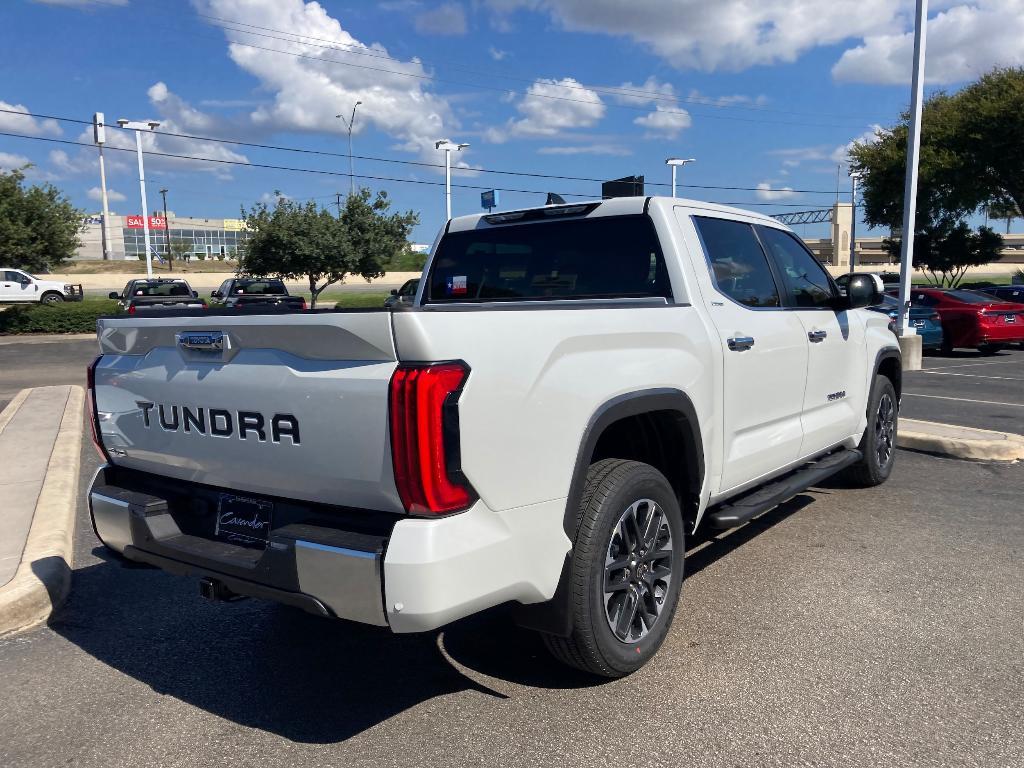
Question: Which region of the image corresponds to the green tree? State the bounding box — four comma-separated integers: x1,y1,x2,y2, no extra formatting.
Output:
987,199,1020,234
883,220,1002,287
169,238,192,265
242,189,417,308
0,167,84,271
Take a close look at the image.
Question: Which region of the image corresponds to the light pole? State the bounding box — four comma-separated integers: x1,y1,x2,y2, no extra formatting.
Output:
93,113,112,261
159,187,171,270
117,118,160,278
336,100,362,198
665,157,696,197
435,139,469,220
849,171,862,274
896,0,928,354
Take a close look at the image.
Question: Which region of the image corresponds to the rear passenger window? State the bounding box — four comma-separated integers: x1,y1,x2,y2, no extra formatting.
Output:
756,226,835,309
692,216,780,308
425,215,671,303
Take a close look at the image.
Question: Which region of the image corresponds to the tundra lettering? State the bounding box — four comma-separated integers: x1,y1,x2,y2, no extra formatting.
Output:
90,196,900,678
135,401,299,445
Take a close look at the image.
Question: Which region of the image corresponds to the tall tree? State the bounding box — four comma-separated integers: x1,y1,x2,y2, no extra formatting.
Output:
0,167,84,271
242,189,417,309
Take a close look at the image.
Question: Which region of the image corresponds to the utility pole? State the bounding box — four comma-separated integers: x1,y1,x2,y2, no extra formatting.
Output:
849,171,862,274
435,139,470,220
93,113,111,260
159,187,171,270
896,0,928,364
118,118,160,279
335,192,343,218
336,101,362,197
665,157,696,197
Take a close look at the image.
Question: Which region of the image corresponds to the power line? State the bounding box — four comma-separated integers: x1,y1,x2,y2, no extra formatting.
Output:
0,107,844,197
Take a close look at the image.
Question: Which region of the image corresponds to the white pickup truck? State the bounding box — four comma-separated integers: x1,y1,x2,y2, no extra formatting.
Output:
1,268,83,304
87,197,900,677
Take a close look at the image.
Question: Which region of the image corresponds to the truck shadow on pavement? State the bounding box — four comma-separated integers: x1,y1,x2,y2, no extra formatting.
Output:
49,495,814,743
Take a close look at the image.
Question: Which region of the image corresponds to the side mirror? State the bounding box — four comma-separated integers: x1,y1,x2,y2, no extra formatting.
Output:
21,277,32,285
108,291,119,300
192,290,199,298
390,289,398,296
843,273,884,310
210,290,219,298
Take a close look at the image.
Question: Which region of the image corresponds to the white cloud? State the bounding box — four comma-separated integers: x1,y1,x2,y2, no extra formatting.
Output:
768,125,884,174
87,186,126,202
414,2,468,35
488,77,605,141
0,151,32,171
830,124,884,165
485,0,902,71
612,76,676,106
756,183,798,201
0,100,62,137
488,46,509,61
833,1,1024,85
193,0,457,160
538,144,633,156
634,106,691,139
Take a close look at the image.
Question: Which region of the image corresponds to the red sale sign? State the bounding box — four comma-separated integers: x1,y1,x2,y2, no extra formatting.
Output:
125,215,167,229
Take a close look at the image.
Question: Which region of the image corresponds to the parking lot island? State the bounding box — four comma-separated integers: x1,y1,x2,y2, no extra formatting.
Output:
0,385,83,636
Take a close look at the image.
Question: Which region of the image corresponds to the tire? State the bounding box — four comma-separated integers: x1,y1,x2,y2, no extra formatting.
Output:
844,374,898,487
542,459,685,678
40,292,64,305
940,336,955,355
977,343,1004,355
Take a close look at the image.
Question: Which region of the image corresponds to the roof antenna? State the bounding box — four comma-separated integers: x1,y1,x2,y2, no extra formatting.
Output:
546,192,566,205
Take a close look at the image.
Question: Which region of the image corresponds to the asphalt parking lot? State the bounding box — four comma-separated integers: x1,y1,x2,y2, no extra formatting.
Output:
0,337,1022,767
901,346,1024,432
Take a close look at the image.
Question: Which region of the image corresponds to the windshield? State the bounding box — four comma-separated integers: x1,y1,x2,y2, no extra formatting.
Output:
131,281,192,297
425,215,671,303
233,280,286,295
946,290,1001,304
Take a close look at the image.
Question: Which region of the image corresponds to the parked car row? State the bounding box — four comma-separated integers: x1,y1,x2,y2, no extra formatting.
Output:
884,286,1024,354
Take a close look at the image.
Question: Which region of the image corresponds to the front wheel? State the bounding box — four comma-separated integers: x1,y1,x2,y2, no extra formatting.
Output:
542,459,684,678
844,374,898,487
977,343,1004,355
40,292,65,305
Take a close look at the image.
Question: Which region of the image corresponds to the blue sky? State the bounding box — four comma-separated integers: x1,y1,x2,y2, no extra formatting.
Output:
2,0,1022,243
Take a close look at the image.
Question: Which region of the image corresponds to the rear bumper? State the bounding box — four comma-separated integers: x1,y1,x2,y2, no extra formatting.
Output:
89,465,569,633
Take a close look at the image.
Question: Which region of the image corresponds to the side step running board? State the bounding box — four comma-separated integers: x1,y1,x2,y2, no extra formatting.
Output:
705,448,862,530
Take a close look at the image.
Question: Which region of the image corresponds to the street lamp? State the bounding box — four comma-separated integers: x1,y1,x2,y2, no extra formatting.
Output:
336,101,362,198
665,157,696,198
435,139,469,220
117,118,160,278
849,171,863,274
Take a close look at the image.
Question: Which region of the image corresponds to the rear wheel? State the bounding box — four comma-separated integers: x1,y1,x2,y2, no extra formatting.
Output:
40,292,64,305
845,374,898,487
977,343,1004,355
542,459,684,678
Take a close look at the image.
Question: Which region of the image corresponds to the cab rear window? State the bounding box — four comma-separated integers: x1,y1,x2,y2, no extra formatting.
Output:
233,280,286,295
424,215,671,303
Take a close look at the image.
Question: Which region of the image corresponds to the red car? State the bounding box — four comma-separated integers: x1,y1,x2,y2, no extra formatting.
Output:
896,288,1024,354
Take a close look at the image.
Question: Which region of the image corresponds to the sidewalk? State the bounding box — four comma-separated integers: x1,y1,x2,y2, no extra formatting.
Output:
0,386,83,635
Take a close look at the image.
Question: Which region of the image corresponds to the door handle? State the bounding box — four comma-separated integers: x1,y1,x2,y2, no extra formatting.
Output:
727,336,755,351
808,330,828,342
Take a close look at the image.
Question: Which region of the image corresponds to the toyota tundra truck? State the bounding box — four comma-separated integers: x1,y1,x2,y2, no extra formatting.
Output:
87,197,900,677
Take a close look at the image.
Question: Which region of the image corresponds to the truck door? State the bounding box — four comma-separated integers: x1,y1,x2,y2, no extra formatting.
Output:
755,225,862,456
686,214,809,494
0,271,18,301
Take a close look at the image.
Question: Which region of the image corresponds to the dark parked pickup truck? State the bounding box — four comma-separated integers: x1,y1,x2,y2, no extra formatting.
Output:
210,278,306,310
109,279,206,314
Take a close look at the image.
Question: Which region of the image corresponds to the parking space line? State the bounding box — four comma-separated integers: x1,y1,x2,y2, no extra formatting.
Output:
918,371,1024,381
923,359,1024,372
903,392,1024,408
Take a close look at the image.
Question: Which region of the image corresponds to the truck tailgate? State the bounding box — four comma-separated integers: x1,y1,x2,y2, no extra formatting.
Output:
94,311,404,513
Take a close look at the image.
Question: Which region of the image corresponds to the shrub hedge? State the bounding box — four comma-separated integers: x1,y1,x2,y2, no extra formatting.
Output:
0,299,121,335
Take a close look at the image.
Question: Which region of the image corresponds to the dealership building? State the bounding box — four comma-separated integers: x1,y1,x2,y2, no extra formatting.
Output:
77,213,251,261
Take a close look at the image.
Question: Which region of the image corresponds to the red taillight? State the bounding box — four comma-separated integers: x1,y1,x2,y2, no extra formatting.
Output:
86,356,108,461
389,362,473,515
128,304,136,315
300,297,307,310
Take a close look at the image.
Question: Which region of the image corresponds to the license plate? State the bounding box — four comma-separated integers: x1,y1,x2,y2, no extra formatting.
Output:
913,320,925,328
216,494,273,546
1005,314,1017,324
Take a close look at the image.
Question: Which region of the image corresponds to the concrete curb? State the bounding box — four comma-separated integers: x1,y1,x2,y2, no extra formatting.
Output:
0,386,84,637
898,418,1024,462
